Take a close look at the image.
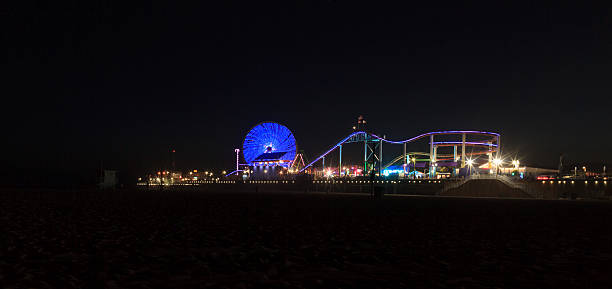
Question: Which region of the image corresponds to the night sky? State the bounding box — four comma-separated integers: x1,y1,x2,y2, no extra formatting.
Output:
4,2,612,182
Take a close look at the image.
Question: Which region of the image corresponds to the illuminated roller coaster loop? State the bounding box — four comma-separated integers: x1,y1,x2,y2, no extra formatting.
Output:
298,130,500,176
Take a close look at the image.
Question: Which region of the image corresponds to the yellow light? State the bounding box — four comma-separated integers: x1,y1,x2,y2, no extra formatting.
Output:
493,158,502,166
193,169,198,173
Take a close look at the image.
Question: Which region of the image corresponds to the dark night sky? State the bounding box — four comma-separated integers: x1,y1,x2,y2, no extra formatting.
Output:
3,1,612,181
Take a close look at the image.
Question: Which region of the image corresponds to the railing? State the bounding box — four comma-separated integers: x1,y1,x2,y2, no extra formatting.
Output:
495,175,543,198
442,178,470,192
441,174,543,198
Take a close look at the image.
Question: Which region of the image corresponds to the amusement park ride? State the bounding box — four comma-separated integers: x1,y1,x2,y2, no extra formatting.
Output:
228,117,501,179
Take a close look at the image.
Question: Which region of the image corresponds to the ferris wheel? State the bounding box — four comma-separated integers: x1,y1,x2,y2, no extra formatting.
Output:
242,122,297,166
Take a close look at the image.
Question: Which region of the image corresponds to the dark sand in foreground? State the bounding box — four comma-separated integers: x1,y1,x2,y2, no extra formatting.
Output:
1,190,611,288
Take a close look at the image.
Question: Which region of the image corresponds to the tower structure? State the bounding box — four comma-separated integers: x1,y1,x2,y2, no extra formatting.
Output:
234,148,240,173
357,115,366,131
171,149,176,170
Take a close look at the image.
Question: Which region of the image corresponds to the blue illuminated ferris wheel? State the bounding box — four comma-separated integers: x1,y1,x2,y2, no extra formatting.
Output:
242,122,297,166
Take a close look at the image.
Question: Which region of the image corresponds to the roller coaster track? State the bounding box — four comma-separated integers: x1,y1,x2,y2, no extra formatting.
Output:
381,150,494,170
299,130,500,173
381,153,428,171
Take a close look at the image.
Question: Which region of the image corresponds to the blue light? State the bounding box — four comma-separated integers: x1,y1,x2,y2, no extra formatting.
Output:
383,169,404,176
242,122,297,166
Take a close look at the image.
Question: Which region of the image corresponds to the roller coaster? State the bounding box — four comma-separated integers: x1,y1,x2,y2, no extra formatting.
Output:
298,129,500,178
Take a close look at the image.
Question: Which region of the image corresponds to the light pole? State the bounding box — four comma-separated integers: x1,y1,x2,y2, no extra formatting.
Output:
466,159,474,177
574,166,577,178
234,149,240,175
511,160,520,178
411,157,416,179
432,162,438,179
493,158,502,178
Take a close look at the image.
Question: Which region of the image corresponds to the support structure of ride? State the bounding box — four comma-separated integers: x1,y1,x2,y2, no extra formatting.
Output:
298,117,500,179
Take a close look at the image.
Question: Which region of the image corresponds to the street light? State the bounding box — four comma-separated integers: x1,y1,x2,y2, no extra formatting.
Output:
432,162,438,179
411,157,417,179
511,160,520,177
466,158,474,176
493,158,502,166
493,158,502,177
